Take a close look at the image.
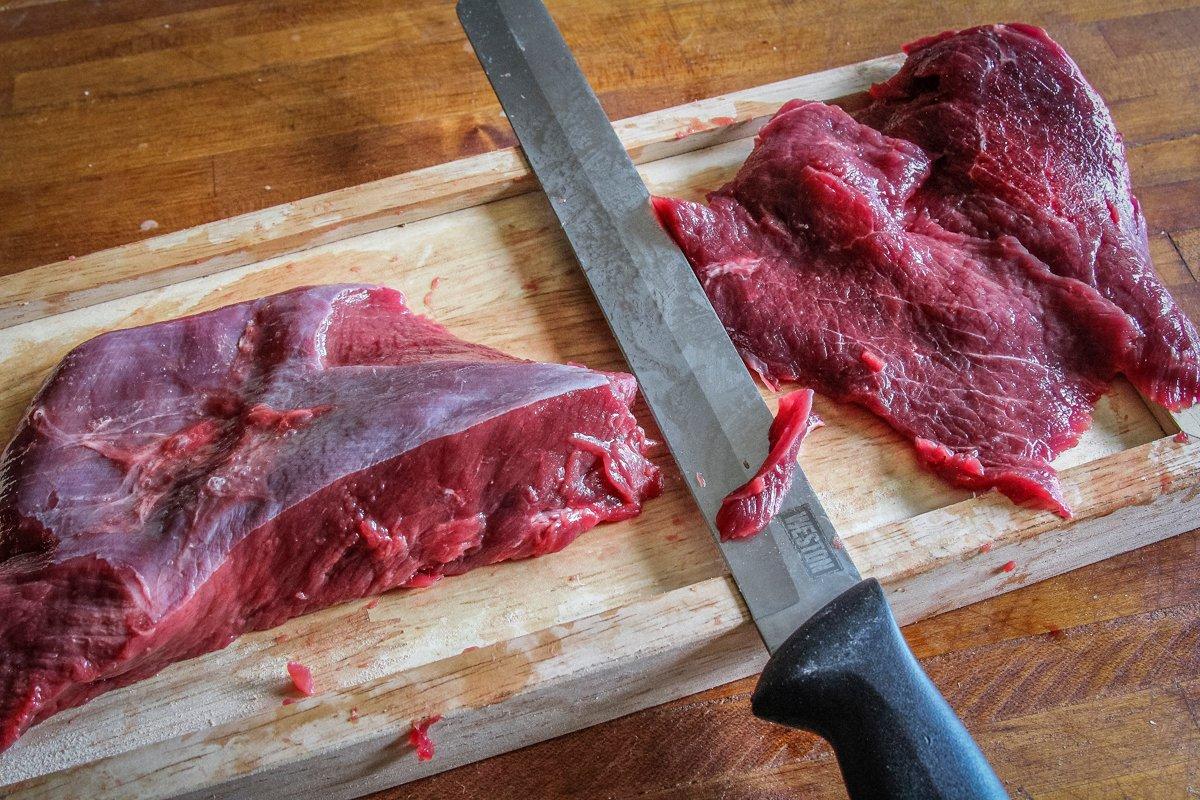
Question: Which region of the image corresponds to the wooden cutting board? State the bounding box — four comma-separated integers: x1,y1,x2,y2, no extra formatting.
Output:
0,53,1197,800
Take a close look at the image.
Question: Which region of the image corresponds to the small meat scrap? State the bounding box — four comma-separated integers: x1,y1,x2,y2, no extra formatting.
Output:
286,661,315,696
716,389,822,540
408,714,443,761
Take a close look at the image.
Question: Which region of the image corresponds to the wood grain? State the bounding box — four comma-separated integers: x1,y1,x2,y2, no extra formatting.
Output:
0,54,902,329
3,1,1200,799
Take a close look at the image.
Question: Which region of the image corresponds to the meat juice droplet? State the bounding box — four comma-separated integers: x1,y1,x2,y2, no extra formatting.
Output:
408,715,443,761
1000,560,1016,573
1175,431,1191,444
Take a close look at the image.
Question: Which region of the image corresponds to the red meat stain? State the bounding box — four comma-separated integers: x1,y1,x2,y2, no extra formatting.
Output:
673,117,708,140
1176,431,1191,444
978,541,994,554
1046,628,1066,640
408,715,443,761
365,597,380,610
710,116,736,126
349,707,360,723
665,532,685,542
422,276,442,309
1000,560,1017,573
522,278,541,292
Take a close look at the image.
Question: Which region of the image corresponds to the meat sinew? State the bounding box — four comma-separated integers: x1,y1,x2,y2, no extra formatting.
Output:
0,284,661,752
654,23,1199,517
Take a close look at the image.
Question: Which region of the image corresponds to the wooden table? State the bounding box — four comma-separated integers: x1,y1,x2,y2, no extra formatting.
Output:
3,1,1198,797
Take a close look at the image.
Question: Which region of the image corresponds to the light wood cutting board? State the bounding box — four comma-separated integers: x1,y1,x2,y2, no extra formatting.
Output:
0,53,1197,800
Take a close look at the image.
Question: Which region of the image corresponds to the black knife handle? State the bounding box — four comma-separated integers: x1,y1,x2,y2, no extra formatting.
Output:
751,578,1008,799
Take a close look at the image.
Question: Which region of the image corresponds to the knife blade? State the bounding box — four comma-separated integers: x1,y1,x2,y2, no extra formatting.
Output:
455,0,858,656
458,2,1008,798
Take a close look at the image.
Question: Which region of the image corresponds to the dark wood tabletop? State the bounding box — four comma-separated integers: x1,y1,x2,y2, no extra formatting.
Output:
3,1,1199,798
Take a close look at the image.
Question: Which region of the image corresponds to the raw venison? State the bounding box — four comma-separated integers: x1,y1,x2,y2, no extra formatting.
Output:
859,24,1200,411
0,284,661,752
716,389,821,541
654,24,1199,516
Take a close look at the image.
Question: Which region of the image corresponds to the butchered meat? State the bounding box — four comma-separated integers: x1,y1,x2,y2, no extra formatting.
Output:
0,284,661,752
858,23,1200,410
716,389,821,541
654,23,1199,517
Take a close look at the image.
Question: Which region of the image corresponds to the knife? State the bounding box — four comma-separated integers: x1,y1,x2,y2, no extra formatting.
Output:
457,2,1008,797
